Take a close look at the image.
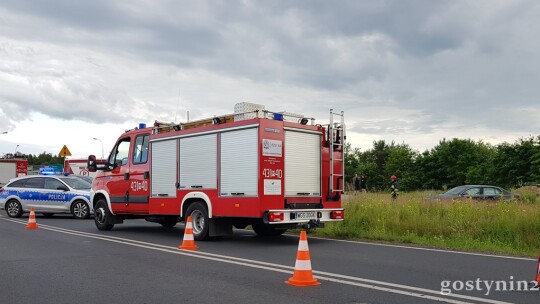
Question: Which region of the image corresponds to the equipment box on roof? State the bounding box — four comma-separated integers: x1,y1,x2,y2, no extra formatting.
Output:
234,102,266,121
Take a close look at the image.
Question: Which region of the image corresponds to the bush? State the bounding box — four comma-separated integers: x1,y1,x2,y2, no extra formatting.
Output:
514,186,540,204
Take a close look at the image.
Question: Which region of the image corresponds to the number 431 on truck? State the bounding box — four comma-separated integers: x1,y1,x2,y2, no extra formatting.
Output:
87,103,345,240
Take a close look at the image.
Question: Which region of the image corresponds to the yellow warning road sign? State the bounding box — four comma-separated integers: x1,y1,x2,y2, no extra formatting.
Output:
59,145,72,157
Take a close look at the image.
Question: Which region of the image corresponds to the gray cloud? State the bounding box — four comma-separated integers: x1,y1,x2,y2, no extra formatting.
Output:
0,0,539,153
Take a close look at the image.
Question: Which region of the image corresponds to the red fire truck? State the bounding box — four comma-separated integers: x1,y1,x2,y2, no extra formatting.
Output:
88,104,345,240
0,159,28,185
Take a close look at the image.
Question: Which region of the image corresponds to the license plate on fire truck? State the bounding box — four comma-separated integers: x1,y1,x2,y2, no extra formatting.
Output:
295,211,317,220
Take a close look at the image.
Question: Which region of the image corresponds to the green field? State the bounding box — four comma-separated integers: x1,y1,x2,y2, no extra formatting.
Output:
313,189,540,257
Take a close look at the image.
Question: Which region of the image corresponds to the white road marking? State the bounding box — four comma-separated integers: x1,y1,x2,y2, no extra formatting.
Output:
0,216,516,304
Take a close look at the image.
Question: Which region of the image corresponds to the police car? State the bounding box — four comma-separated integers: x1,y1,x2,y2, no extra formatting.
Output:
0,174,92,219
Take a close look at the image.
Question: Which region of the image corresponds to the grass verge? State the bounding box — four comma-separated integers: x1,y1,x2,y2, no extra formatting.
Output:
311,191,540,257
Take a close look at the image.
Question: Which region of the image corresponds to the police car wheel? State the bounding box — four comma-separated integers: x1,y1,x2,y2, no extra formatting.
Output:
94,200,114,231
6,200,23,218
186,202,209,241
71,201,90,219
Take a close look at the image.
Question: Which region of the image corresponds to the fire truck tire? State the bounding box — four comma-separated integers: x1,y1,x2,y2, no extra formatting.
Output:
252,221,287,236
5,199,23,218
186,202,210,241
94,199,115,231
71,200,91,219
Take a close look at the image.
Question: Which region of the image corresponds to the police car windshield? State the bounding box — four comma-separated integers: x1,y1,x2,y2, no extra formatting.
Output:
58,177,91,190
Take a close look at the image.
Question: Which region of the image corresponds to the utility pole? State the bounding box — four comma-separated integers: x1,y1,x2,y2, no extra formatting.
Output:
93,138,104,159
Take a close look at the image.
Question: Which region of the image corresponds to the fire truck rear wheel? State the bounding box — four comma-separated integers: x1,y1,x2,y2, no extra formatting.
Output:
94,199,114,231
186,202,209,241
252,221,287,236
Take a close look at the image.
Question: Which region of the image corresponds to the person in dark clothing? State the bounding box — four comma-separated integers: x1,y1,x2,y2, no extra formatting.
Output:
354,174,360,193
360,176,367,193
390,175,398,199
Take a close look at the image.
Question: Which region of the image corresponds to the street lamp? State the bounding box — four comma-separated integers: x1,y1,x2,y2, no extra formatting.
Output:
14,144,19,155
93,138,104,159
1,131,7,134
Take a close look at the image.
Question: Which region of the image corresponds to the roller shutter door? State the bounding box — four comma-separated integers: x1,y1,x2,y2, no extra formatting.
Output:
179,134,217,189
285,130,321,196
151,140,177,197
220,128,258,196
0,163,16,185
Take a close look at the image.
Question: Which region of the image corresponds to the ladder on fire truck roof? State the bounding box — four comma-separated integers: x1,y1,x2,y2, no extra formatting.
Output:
329,109,345,193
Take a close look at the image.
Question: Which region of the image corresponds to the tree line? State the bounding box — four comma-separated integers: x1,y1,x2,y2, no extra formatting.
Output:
345,136,540,191
8,136,540,192
17,152,64,166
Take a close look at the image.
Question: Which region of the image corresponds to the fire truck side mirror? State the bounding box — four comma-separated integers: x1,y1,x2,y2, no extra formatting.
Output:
87,155,97,172
88,155,111,171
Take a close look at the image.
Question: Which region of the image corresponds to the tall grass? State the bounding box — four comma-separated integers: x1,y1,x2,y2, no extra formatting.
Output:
314,191,540,257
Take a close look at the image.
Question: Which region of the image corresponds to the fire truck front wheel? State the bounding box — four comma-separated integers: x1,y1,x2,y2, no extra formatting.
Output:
185,202,209,241
94,199,114,231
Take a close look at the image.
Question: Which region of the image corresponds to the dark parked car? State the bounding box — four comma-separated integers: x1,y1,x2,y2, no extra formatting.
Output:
431,185,520,201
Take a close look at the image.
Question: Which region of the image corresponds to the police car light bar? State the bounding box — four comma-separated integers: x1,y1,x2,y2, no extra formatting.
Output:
39,168,56,175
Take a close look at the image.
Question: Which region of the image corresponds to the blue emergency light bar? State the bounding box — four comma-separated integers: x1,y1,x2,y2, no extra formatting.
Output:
39,167,56,175
273,113,284,121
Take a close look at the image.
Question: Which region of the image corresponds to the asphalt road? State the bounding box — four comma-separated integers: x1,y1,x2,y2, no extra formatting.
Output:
0,214,538,304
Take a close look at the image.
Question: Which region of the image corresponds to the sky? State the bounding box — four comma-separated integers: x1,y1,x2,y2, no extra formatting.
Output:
1,0,539,159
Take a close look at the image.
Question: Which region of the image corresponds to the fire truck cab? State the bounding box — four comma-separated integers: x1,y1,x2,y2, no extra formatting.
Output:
88,104,345,240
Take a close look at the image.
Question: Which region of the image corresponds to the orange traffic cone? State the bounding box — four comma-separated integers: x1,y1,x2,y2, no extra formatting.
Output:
25,208,38,229
286,230,320,286
178,216,198,250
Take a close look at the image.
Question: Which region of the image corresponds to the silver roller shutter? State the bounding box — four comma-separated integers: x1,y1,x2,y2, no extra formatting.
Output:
0,162,16,185
151,139,177,197
220,128,258,196
285,130,321,196
179,134,217,189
